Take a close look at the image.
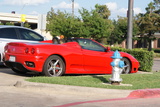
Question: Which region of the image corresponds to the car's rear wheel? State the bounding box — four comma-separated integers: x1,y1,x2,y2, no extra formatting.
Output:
11,67,27,74
43,55,65,77
121,58,131,74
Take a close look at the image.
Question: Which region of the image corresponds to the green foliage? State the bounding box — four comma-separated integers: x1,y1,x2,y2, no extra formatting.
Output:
24,23,31,28
0,23,4,25
46,8,87,38
26,72,160,90
153,48,160,53
46,4,113,42
110,17,139,45
154,53,160,58
79,5,114,42
111,47,154,72
5,22,14,25
45,1,159,48
95,4,111,19
153,49,160,58
135,0,160,51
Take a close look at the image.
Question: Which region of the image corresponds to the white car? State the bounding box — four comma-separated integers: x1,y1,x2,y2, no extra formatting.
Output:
0,25,47,64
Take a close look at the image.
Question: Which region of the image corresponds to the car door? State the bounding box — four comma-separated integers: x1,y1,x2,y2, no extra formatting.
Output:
78,39,112,73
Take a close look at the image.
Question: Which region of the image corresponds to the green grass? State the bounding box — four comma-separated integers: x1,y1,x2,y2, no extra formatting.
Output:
26,72,160,90
154,53,160,58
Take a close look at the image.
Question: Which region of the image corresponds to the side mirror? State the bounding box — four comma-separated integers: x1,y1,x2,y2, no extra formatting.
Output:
105,47,111,52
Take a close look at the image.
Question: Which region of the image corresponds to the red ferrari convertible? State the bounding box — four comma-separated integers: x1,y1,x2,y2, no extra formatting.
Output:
3,38,139,77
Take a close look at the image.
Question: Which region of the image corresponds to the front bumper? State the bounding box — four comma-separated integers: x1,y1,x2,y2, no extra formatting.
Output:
130,60,139,73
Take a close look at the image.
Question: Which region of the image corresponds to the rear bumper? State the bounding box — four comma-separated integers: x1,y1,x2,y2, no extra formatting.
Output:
4,61,29,72
4,53,46,72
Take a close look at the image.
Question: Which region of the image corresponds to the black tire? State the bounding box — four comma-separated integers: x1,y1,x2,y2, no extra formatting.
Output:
11,67,27,74
121,58,131,74
43,55,65,77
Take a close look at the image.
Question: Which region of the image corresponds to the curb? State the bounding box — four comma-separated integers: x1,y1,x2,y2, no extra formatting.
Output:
54,88,160,107
127,88,160,98
14,81,132,99
14,81,160,99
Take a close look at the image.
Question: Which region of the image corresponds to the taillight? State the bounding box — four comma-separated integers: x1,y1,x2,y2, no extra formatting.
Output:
25,48,29,54
25,48,36,54
31,48,35,54
4,45,8,52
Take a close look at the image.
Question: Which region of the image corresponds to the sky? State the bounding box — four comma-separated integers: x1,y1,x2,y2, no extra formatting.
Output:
0,0,153,19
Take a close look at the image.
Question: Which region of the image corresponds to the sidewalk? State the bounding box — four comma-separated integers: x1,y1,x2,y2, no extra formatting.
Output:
14,81,133,99
14,80,160,107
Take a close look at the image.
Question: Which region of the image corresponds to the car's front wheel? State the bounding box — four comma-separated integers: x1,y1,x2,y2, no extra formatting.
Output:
121,58,131,74
43,55,65,77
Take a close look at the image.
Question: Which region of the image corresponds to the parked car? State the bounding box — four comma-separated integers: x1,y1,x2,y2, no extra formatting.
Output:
3,38,139,76
0,25,46,64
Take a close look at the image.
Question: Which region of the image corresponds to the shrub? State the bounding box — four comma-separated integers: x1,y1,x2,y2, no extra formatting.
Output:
110,47,154,72
153,48,160,53
154,53,160,58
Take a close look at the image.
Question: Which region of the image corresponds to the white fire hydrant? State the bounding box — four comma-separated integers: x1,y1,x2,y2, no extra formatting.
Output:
110,50,125,85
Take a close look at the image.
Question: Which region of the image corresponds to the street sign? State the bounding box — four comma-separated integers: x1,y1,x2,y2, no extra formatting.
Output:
21,14,26,22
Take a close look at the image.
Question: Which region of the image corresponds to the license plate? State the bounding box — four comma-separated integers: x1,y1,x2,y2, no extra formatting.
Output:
9,56,16,62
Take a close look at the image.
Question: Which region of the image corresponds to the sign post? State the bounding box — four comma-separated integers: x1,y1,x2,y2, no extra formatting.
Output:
21,14,26,27
38,14,46,34
127,0,134,49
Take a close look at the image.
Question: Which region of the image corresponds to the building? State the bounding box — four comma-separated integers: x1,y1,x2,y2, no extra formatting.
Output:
121,33,160,49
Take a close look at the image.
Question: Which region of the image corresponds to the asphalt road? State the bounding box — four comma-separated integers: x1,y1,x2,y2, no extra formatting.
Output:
0,58,160,107
60,98,160,107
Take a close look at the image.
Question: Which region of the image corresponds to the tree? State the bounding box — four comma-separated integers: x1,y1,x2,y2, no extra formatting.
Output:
5,22,14,25
95,4,111,19
153,0,160,9
79,4,113,43
109,17,139,45
135,1,160,51
46,5,113,43
24,23,31,28
46,8,82,38
111,18,128,45
0,23,3,25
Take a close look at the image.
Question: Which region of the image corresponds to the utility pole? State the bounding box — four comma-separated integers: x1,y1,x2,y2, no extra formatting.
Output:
127,0,134,49
71,0,74,17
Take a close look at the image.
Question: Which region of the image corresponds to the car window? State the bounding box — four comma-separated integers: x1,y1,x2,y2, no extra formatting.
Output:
18,28,44,41
77,39,105,52
0,28,18,39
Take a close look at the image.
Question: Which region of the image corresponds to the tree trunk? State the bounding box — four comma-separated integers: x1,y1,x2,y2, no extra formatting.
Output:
148,39,152,51
148,32,152,51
